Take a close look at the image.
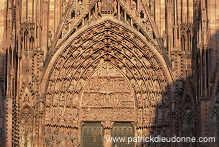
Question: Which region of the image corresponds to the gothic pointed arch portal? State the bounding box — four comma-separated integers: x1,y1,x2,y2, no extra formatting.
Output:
41,20,173,147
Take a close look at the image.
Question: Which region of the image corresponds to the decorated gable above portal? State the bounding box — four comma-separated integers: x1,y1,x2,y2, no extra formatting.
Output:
52,0,162,57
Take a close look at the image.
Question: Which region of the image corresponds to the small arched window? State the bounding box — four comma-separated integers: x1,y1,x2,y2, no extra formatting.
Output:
30,36,34,42
71,11,75,19
29,36,34,50
24,30,28,50
140,11,144,18
187,30,191,51
181,35,186,51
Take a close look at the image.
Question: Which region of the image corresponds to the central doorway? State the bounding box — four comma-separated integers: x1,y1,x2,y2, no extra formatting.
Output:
81,122,134,147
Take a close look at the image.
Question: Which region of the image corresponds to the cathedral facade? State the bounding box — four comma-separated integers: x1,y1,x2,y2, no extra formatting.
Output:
0,0,219,146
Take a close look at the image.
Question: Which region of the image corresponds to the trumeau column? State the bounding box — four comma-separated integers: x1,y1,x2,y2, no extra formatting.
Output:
101,121,114,147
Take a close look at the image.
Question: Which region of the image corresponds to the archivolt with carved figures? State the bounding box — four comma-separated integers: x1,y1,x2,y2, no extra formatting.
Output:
41,20,172,146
